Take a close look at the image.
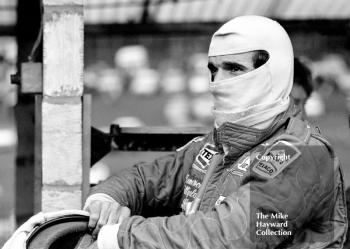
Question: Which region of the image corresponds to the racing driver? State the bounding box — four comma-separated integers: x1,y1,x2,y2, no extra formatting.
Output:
84,16,347,249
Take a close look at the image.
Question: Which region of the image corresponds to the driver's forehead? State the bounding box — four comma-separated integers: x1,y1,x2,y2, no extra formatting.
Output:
208,51,256,67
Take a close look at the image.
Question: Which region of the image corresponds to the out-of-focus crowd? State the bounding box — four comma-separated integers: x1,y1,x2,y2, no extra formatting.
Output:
0,54,16,117
1,43,350,127
85,45,214,127
84,45,350,128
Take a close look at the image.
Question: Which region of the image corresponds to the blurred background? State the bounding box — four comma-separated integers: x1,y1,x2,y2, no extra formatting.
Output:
1,0,350,246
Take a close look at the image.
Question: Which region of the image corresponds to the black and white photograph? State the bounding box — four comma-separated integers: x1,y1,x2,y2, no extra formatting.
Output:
1,0,350,248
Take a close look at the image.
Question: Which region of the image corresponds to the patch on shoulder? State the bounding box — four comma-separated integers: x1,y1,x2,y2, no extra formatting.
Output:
252,140,301,178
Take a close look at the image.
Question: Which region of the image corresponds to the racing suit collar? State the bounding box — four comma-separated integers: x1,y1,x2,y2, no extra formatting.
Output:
214,99,297,163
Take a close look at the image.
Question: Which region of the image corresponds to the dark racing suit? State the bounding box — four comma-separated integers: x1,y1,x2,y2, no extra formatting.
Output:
90,107,347,249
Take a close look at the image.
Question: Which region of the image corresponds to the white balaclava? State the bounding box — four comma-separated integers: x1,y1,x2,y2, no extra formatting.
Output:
208,15,294,129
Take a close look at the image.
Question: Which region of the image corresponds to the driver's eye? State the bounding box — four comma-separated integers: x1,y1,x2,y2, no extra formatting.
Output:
223,63,244,73
232,65,242,72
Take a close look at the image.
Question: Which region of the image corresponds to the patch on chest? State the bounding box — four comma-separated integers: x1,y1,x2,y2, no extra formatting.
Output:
236,155,251,172
182,143,219,213
226,152,253,178
181,173,202,211
252,140,301,178
192,143,218,173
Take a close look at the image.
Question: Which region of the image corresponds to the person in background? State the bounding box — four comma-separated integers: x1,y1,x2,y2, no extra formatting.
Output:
291,57,313,119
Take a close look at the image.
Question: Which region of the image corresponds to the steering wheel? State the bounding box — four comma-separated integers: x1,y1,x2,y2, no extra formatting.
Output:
26,214,97,249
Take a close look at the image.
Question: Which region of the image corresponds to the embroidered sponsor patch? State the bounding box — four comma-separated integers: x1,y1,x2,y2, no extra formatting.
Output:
182,199,193,215
181,174,201,208
192,143,218,172
182,143,218,212
181,174,201,212
237,155,250,172
253,140,301,178
253,162,276,178
215,196,226,205
185,174,202,190
226,153,252,178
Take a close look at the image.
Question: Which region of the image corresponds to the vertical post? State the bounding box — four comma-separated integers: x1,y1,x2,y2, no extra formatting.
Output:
39,0,87,212
34,95,42,213
15,0,41,225
82,94,91,204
